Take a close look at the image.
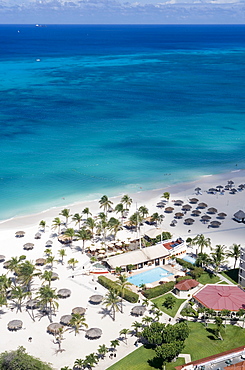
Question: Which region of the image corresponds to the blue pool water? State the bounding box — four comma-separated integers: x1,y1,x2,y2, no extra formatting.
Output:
182,255,196,265
127,267,173,286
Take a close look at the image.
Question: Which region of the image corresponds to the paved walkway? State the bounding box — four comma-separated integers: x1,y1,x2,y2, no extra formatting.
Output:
216,272,235,285
179,354,192,363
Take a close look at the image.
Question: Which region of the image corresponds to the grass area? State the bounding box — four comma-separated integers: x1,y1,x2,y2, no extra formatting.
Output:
152,293,186,318
221,269,238,284
197,272,220,285
107,322,245,370
183,321,245,361
106,346,185,370
218,281,228,284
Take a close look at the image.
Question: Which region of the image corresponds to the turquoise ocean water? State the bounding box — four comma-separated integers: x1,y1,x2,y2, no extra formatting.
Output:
0,24,245,220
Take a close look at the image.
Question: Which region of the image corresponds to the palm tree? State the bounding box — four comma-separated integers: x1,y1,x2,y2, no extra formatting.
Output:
76,228,92,252
116,273,131,313
196,253,212,268
17,260,41,292
115,266,122,275
44,248,52,257
58,249,66,265
67,258,78,270
97,212,106,221
108,217,123,239
121,194,133,210
6,256,26,278
0,274,12,300
11,286,30,313
119,328,130,344
138,205,149,219
69,313,88,336
192,234,211,254
59,208,72,226
211,244,227,272
82,207,91,219
54,327,65,353
99,195,113,214
41,270,54,287
73,358,84,369
151,212,161,226
39,220,46,232
142,316,154,326
85,217,97,237
154,309,163,322
97,344,108,360
83,353,98,369
129,212,143,230
162,192,170,201
214,316,223,340
110,339,120,352
227,243,241,268
103,289,121,321
72,213,83,229
221,309,231,328
237,308,245,328
52,217,62,234
63,228,75,243
46,255,56,270
131,321,142,336
115,203,125,218
0,293,7,312
36,285,59,322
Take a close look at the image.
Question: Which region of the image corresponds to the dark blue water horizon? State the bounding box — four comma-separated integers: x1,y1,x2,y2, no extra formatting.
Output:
0,24,245,220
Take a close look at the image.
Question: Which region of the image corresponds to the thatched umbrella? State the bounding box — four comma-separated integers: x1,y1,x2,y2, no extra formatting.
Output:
86,328,102,339
35,258,46,266
208,188,217,194
210,221,221,228
15,231,25,238
58,288,71,298
238,184,245,190
174,200,183,206
89,295,103,304
165,207,174,213
60,314,72,325
197,202,207,209
195,187,201,193
216,185,224,191
0,255,5,262
175,212,184,219
207,207,217,214
131,305,146,316
201,215,211,222
228,180,234,187
189,198,199,204
182,204,192,211
35,232,41,239
230,188,237,194
8,319,23,331
47,323,63,335
156,202,165,208
217,212,227,219
23,243,34,250
26,299,39,309
46,240,53,246
51,272,59,281
224,185,230,190
184,218,195,225
192,209,201,216
72,307,86,315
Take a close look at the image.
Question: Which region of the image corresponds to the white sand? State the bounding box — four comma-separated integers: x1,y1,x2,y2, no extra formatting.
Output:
0,169,245,369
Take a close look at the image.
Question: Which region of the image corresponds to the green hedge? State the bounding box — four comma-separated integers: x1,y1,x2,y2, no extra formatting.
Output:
98,275,139,303
175,258,196,270
142,281,175,299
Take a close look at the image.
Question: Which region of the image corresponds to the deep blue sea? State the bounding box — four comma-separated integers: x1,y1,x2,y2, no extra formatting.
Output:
0,24,245,220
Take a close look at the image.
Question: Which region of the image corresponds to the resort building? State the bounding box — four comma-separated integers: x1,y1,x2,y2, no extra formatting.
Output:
193,285,245,312
238,246,245,287
174,279,200,299
105,238,186,271
176,346,245,370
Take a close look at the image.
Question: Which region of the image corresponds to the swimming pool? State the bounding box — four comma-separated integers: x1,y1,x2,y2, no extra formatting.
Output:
127,267,173,286
182,255,196,264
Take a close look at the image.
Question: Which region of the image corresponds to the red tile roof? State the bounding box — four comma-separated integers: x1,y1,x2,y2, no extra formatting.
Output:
224,361,245,370
193,285,245,312
175,279,199,291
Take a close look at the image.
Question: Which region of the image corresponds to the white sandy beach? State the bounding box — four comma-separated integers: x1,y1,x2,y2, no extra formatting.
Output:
1,169,245,369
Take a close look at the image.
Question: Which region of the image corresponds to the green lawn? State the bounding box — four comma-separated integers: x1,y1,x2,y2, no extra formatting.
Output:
218,281,228,284
183,321,245,361
106,346,185,370
197,272,220,285
107,322,245,370
152,293,186,318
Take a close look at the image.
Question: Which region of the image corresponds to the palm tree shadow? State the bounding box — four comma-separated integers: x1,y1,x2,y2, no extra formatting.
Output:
99,307,114,321
74,246,82,252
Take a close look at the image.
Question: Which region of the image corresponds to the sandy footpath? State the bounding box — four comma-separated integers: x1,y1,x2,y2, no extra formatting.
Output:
0,169,245,369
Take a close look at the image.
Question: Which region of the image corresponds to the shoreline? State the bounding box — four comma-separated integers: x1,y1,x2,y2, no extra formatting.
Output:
1,168,245,232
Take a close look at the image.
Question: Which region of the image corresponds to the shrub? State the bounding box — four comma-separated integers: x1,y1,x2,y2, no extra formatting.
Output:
98,275,139,303
175,258,195,270
175,276,192,283
142,281,175,299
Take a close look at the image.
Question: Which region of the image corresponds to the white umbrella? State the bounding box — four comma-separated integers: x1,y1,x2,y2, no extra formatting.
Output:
98,249,106,254
145,283,153,289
